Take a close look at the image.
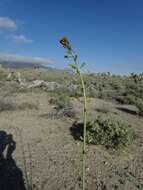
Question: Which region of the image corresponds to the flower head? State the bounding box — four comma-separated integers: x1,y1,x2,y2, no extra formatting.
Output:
59,37,72,51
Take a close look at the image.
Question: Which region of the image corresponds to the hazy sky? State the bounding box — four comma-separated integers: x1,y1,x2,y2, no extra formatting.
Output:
0,0,143,74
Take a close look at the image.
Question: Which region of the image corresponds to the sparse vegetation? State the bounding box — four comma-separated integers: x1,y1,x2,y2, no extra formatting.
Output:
0,67,143,190
0,1,143,189
83,73,143,106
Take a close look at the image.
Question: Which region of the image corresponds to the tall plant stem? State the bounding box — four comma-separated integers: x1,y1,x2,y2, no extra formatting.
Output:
59,37,88,190
77,68,87,190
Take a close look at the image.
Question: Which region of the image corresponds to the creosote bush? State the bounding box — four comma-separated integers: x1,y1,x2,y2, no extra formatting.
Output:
86,117,135,149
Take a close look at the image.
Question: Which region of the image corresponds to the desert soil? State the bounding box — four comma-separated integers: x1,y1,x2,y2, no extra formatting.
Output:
0,91,143,190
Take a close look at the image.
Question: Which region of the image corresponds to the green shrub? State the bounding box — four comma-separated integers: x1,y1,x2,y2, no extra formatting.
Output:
135,99,143,116
98,89,120,100
96,103,111,113
125,81,143,100
124,94,137,104
86,117,135,149
116,94,137,105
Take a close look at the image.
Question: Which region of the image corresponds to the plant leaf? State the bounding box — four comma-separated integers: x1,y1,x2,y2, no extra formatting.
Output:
69,64,77,70
80,62,86,69
74,55,78,62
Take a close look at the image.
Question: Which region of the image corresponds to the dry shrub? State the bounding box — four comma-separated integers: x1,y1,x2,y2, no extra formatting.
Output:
49,93,76,119
0,99,16,112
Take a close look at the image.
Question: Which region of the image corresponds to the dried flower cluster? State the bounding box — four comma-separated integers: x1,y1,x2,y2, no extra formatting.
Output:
60,37,72,51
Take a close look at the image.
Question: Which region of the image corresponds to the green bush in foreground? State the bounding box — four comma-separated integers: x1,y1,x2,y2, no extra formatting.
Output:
86,117,135,149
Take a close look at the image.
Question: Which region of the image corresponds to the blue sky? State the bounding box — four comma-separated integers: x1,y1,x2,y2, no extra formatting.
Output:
0,0,143,74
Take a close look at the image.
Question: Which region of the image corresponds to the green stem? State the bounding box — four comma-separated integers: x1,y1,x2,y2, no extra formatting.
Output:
71,52,87,190
77,68,87,190
60,37,88,190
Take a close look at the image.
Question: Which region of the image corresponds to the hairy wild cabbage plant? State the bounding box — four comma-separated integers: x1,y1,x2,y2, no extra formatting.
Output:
59,37,87,190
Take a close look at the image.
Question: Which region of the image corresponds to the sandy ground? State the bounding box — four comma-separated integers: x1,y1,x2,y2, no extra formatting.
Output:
0,91,143,190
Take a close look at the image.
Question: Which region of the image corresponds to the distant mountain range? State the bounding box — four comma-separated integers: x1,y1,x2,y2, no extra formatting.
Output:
0,54,54,69
0,60,50,69
0,54,72,74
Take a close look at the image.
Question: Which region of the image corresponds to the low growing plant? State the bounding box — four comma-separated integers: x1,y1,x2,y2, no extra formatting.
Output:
86,117,135,149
